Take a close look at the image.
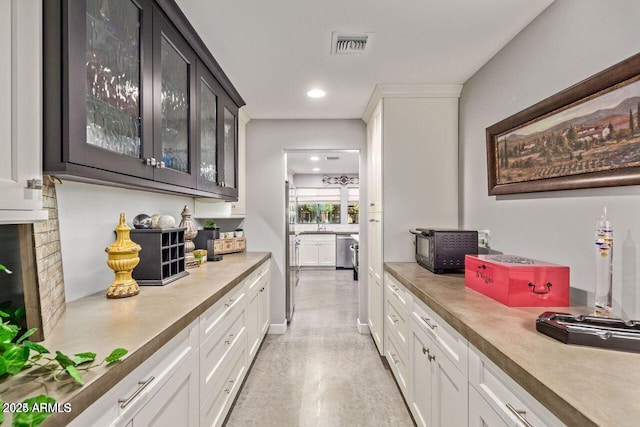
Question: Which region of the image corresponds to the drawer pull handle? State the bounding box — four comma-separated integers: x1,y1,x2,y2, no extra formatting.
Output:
390,353,399,365
225,298,235,307
428,353,435,362
506,403,533,427
389,314,399,323
119,376,155,409
224,379,235,394
225,333,235,345
421,346,429,355
420,316,437,330
259,287,265,292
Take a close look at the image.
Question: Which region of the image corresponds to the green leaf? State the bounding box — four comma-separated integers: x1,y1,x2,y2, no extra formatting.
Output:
3,344,30,375
65,365,84,385
12,395,56,427
54,351,75,368
0,322,19,343
0,264,12,274
14,306,26,323
24,341,50,355
73,352,96,366
0,356,7,376
0,310,9,318
16,328,38,344
105,348,128,364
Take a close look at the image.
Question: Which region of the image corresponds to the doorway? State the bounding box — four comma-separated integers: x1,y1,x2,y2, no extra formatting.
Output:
283,149,361,326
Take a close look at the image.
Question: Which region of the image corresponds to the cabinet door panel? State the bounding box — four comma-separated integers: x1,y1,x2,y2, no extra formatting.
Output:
317,241,336,266
67,0,154,179
133,352,199,426
411,328,433,427
196,61,223,193
222,106,237,189
152,10,196,188
469,386,508,427
0,0,45,215
432,344,468,427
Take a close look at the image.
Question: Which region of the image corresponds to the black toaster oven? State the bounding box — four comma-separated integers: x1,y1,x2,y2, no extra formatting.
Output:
410,229,478,273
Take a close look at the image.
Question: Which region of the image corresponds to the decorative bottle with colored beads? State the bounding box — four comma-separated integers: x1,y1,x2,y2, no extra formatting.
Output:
594,207,613,316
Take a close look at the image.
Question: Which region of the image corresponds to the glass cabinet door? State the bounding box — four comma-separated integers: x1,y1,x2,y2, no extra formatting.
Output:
152,10,196,188
67,0,154,178
222,107,237,190
196,62,221,191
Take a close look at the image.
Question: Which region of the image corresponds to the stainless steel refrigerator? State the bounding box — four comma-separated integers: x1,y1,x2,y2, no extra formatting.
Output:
285,181,299,322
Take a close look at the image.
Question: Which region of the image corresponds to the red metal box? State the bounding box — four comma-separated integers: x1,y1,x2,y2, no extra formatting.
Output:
465,255,570,307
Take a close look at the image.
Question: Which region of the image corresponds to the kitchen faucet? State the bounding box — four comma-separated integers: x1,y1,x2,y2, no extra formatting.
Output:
317,223,326,231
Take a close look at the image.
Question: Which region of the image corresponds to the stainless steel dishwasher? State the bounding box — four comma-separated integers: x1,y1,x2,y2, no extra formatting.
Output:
336,235,354,269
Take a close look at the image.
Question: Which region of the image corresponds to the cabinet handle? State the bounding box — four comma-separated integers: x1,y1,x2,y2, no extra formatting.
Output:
389,314,399,323
27,179,43,190
156,161,165,169
225,333,235,345
118,376,155,409
390,353,399,365
369,219,375,222
259,287,265,292
505,403,534,427
420,316,437,330
225,298,235,307
428,353,435,362
224,379,235,394
370,202,375,207
145,158,157,167
421,346,428,355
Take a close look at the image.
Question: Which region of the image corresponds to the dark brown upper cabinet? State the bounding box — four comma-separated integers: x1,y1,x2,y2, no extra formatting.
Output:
44,0,244,200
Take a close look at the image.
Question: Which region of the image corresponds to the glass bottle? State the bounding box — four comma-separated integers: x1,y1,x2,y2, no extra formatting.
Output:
594,207,613,316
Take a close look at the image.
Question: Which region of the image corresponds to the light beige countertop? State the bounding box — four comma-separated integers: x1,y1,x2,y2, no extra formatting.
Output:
385,262,640,427
1,252,271,426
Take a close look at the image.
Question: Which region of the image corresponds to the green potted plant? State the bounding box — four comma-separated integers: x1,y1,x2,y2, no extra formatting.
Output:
235,228,244,237
203,220,217,229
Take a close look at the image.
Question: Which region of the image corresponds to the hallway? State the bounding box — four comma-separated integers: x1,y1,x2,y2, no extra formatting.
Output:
225,269,415,426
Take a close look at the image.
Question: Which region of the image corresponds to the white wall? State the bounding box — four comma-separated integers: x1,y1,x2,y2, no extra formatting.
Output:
460,0,640,317
245,120,367,329
56,181,193,302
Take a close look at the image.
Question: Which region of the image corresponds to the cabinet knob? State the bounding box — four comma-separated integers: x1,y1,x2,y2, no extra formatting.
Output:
156,161,166,169
422,346,428,355
146,158,157,167
428,353,435,362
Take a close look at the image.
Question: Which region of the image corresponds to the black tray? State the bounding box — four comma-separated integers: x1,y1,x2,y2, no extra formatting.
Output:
536,311,640,353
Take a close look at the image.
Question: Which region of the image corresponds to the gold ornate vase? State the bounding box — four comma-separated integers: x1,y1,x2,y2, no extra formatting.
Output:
105,213,142,298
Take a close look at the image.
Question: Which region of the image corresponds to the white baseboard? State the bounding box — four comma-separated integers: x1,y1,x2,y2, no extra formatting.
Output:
357,318,370,334
268,321,287,334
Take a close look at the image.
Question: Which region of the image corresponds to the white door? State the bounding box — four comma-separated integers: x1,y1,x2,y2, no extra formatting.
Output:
432,344,468,427
411,328,434,427
0,0,45,220
133,353,199,426
317,240,336,266
299,240,318,266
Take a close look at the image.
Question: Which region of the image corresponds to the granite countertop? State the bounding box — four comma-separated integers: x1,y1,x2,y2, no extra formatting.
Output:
1,252,271,426
385,262,640,427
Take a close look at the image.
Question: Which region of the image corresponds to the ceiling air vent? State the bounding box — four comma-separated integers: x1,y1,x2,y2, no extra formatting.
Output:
331,32,370,55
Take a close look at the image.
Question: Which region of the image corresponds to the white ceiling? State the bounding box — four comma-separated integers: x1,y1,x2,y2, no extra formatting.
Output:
286,151,359,175
176,0,554,119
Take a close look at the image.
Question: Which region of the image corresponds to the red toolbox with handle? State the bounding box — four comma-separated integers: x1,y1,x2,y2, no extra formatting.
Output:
465,254,570,307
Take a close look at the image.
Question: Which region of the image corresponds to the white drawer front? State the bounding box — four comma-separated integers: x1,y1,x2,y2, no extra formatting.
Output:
385,273,412,313
69,320,199,427
200,305,246,402
385,329,409,400
199,284,246,344
385,293,409,357
412,297,468,377
469,345,565,427
200,335,248,427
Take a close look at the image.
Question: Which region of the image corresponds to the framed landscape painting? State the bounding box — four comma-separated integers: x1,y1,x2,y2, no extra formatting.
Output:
486,53,640,195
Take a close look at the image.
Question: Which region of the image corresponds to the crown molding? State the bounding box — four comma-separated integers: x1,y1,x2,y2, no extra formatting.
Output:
239,107,251,124
362,84,463,123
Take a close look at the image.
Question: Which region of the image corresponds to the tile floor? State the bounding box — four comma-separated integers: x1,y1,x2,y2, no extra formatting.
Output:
225,269,415,426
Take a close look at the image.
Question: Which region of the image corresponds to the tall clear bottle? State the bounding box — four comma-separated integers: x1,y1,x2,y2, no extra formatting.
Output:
594,207,613,316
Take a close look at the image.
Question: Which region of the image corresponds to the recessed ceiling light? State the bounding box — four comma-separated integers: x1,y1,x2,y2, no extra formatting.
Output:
307,89,326,98
312,167,321,172
310,156,320,161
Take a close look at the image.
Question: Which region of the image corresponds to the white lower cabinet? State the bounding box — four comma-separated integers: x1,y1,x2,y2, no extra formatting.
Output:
469,385,508,427
298,234,336,267
71,259,271,427
409,304,467,427
469,344,564,427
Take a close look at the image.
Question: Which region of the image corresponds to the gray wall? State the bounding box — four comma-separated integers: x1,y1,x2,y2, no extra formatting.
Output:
460,0,640,317
56,182,192,302
245,120,367,328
